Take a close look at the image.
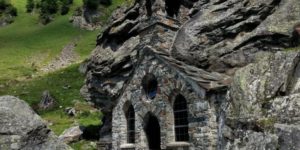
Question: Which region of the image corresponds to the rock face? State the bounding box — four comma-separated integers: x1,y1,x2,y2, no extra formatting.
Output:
59,126,84,144
0,96,71,150
172,0,300,73
224,51,300,150
83,0,300,149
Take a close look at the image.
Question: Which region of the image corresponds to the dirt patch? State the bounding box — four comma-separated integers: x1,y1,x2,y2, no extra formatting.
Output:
42,42,79,72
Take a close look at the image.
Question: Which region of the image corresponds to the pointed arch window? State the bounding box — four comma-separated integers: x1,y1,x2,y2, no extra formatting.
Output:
173,94,189,141
126,104,135,143
142,73,158,99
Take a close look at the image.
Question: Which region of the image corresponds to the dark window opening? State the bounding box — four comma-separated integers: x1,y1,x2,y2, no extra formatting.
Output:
165,0,181,18
291,23,300,47
174,94,189,141
142,73,158,99
126,105,135,143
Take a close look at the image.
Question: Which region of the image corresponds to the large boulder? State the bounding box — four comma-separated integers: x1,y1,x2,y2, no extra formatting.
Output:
0,96,71,150
59,126,84,144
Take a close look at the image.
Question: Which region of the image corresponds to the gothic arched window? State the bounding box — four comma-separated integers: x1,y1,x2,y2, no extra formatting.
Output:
173,94,189,141
142,73,158,99
126,104,135,143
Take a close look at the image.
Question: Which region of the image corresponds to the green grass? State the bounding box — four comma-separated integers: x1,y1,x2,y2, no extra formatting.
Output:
0,64,84,106
0,64,102,135
0,0,98,84
285,45,300,51
0,0,133,148
99,0,135,23
0,0,134,84
70,140,97,150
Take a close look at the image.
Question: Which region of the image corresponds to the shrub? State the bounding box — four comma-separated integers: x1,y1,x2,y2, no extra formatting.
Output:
66,0,73,5
99,0,111,5
73,6,82,16
60,4,69,15
0,0,7,10
6,6,17,16
35,1,40,9
0,0,17,17
26,0,35,13
39,12,51,24
40,0,58,14
83,0,99,10
60,0,71,15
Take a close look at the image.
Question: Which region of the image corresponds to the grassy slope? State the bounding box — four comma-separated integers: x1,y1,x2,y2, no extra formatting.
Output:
0,0,134,149
0,0,98,83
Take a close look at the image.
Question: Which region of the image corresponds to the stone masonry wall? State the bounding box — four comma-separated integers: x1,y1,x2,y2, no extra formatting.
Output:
112,50,219,150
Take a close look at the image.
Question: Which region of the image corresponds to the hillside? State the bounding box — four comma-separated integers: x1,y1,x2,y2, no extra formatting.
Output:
0,0,133,149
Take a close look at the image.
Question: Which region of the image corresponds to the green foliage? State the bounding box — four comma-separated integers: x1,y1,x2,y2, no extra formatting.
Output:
71,140,97,150
83,0,99,10
59,0,74,5
26,0,34,13
0,0,8,10
40,0,58,14
0,0,135,148
60,0,73,15
5,4,17,16
285,45,300,51
0,64,85,106
39,12,51,24
60,4,70,15
99,0,111,5
73,6,82,15
257,118,276,132
0,0,17,16
38,0,58,24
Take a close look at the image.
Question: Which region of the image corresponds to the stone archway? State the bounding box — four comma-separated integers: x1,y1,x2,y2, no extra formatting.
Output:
144,113,161,150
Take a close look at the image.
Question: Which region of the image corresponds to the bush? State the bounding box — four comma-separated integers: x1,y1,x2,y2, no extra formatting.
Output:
60,4,69,15
35,1,40,9
66,0,73,5
39,13,51,24
60,0,71,15
0,0,17,17
0,0,7,10
83,0,99,10
6,6,17,16
99,0,111,5
26,0,35,13
73,6,82,16
40,0,58,14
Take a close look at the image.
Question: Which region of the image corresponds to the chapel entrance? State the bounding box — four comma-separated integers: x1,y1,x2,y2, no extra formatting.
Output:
144,113,161,150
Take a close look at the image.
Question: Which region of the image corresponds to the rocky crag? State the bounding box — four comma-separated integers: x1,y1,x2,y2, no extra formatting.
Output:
0,96,71,150
82,0,300,149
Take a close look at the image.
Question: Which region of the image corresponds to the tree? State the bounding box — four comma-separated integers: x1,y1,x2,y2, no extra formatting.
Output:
26,0,35,13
